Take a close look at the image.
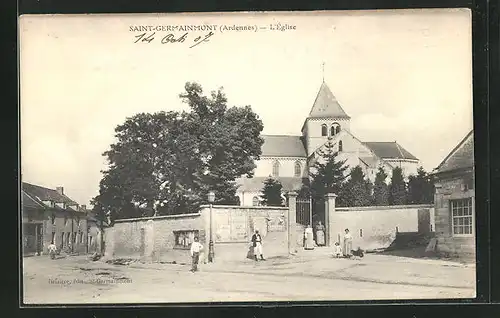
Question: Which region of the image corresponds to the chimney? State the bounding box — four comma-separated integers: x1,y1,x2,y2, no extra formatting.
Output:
56,187,64,195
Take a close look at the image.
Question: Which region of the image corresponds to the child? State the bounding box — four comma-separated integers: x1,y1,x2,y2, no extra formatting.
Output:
48,242,57,260
333,242,342,258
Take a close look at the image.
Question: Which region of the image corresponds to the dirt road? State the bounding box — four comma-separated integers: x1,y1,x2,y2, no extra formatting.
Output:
22,253,475,304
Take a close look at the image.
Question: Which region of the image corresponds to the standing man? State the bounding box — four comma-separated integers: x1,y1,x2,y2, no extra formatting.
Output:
190,236,203,272
251,230,265,261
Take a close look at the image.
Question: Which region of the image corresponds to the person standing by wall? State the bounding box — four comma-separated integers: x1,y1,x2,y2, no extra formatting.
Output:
190,237,203,272
315,221,326,246
251,230,265,261
343,228,353,257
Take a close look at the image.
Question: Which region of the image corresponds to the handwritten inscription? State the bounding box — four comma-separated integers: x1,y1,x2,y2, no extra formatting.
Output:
134,31,214,48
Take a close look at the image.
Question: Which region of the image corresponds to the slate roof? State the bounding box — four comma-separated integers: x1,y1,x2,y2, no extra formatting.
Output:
22,182,82,212
435,130,474,174
363,142,418,161
236,177,307,192
261,135,307,157
308,82,350,119
23,192,45,209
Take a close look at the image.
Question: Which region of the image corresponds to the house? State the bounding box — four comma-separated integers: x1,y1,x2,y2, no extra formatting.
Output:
236,81,420,206
22,182,88,256
432,130,475,259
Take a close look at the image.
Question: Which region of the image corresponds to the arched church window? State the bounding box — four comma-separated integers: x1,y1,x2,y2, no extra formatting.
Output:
338,140,343,152
272,160,280,177
330,126,336,136
335,125,341,134
321,124,327,136
252,196,260,206
294,161,302,177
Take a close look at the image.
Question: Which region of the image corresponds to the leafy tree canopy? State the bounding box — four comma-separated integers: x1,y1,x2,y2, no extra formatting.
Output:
407,166,434,204
93,82,264,220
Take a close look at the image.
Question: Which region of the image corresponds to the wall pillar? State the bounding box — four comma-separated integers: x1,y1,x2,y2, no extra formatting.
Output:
143,219,155,263
287,191,298,255
199,206,211,264
324,193,337,247
104,227,115,258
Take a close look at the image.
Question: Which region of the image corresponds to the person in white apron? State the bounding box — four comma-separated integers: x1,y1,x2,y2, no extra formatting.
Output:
315,221,326,246
343,228,353,257
251,230,265,261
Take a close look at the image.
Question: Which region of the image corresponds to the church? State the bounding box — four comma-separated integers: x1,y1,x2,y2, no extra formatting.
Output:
236,81,420,206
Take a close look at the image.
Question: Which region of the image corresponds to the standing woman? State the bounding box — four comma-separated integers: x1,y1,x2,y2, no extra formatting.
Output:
343,228,353,257
315,221,326,246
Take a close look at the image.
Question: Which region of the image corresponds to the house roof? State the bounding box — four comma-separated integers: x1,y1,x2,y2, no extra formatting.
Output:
22,192,45,209
236,177,307,192
22,182,82,212
363,142,418,161
261,135,307,157
307,82,350,119
435,130,474,174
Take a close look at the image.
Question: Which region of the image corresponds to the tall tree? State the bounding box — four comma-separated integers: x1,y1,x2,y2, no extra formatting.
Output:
260,177,284,206
407,166,434,204
309,140,349,204
389,166,408,205
373,167,389,206
340,166,373,207
93,82,264,219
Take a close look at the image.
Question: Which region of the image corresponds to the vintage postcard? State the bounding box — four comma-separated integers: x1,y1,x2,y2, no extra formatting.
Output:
20,9,475,304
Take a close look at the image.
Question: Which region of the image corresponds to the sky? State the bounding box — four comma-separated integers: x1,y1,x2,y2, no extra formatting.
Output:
20,9,473,206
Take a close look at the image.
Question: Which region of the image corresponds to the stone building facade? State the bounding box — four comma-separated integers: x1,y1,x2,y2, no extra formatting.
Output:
22,182,88,255
432,130,475,259
236,81,420,206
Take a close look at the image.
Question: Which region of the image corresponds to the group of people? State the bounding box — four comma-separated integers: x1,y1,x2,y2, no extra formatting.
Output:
189,226,354,272
310,222,354,258
189,230,266,273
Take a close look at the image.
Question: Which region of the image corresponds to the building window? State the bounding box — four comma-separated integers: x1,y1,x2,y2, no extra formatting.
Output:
330,126,336,136
451,198,473,236
51,214,56,225
272,160,280,177
294,161,302,177
51,232,56,244
338,140,343,152
321,124,327,136
252,196,260,206
335,125,341,134
76,216,80,226
173,230,199,249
